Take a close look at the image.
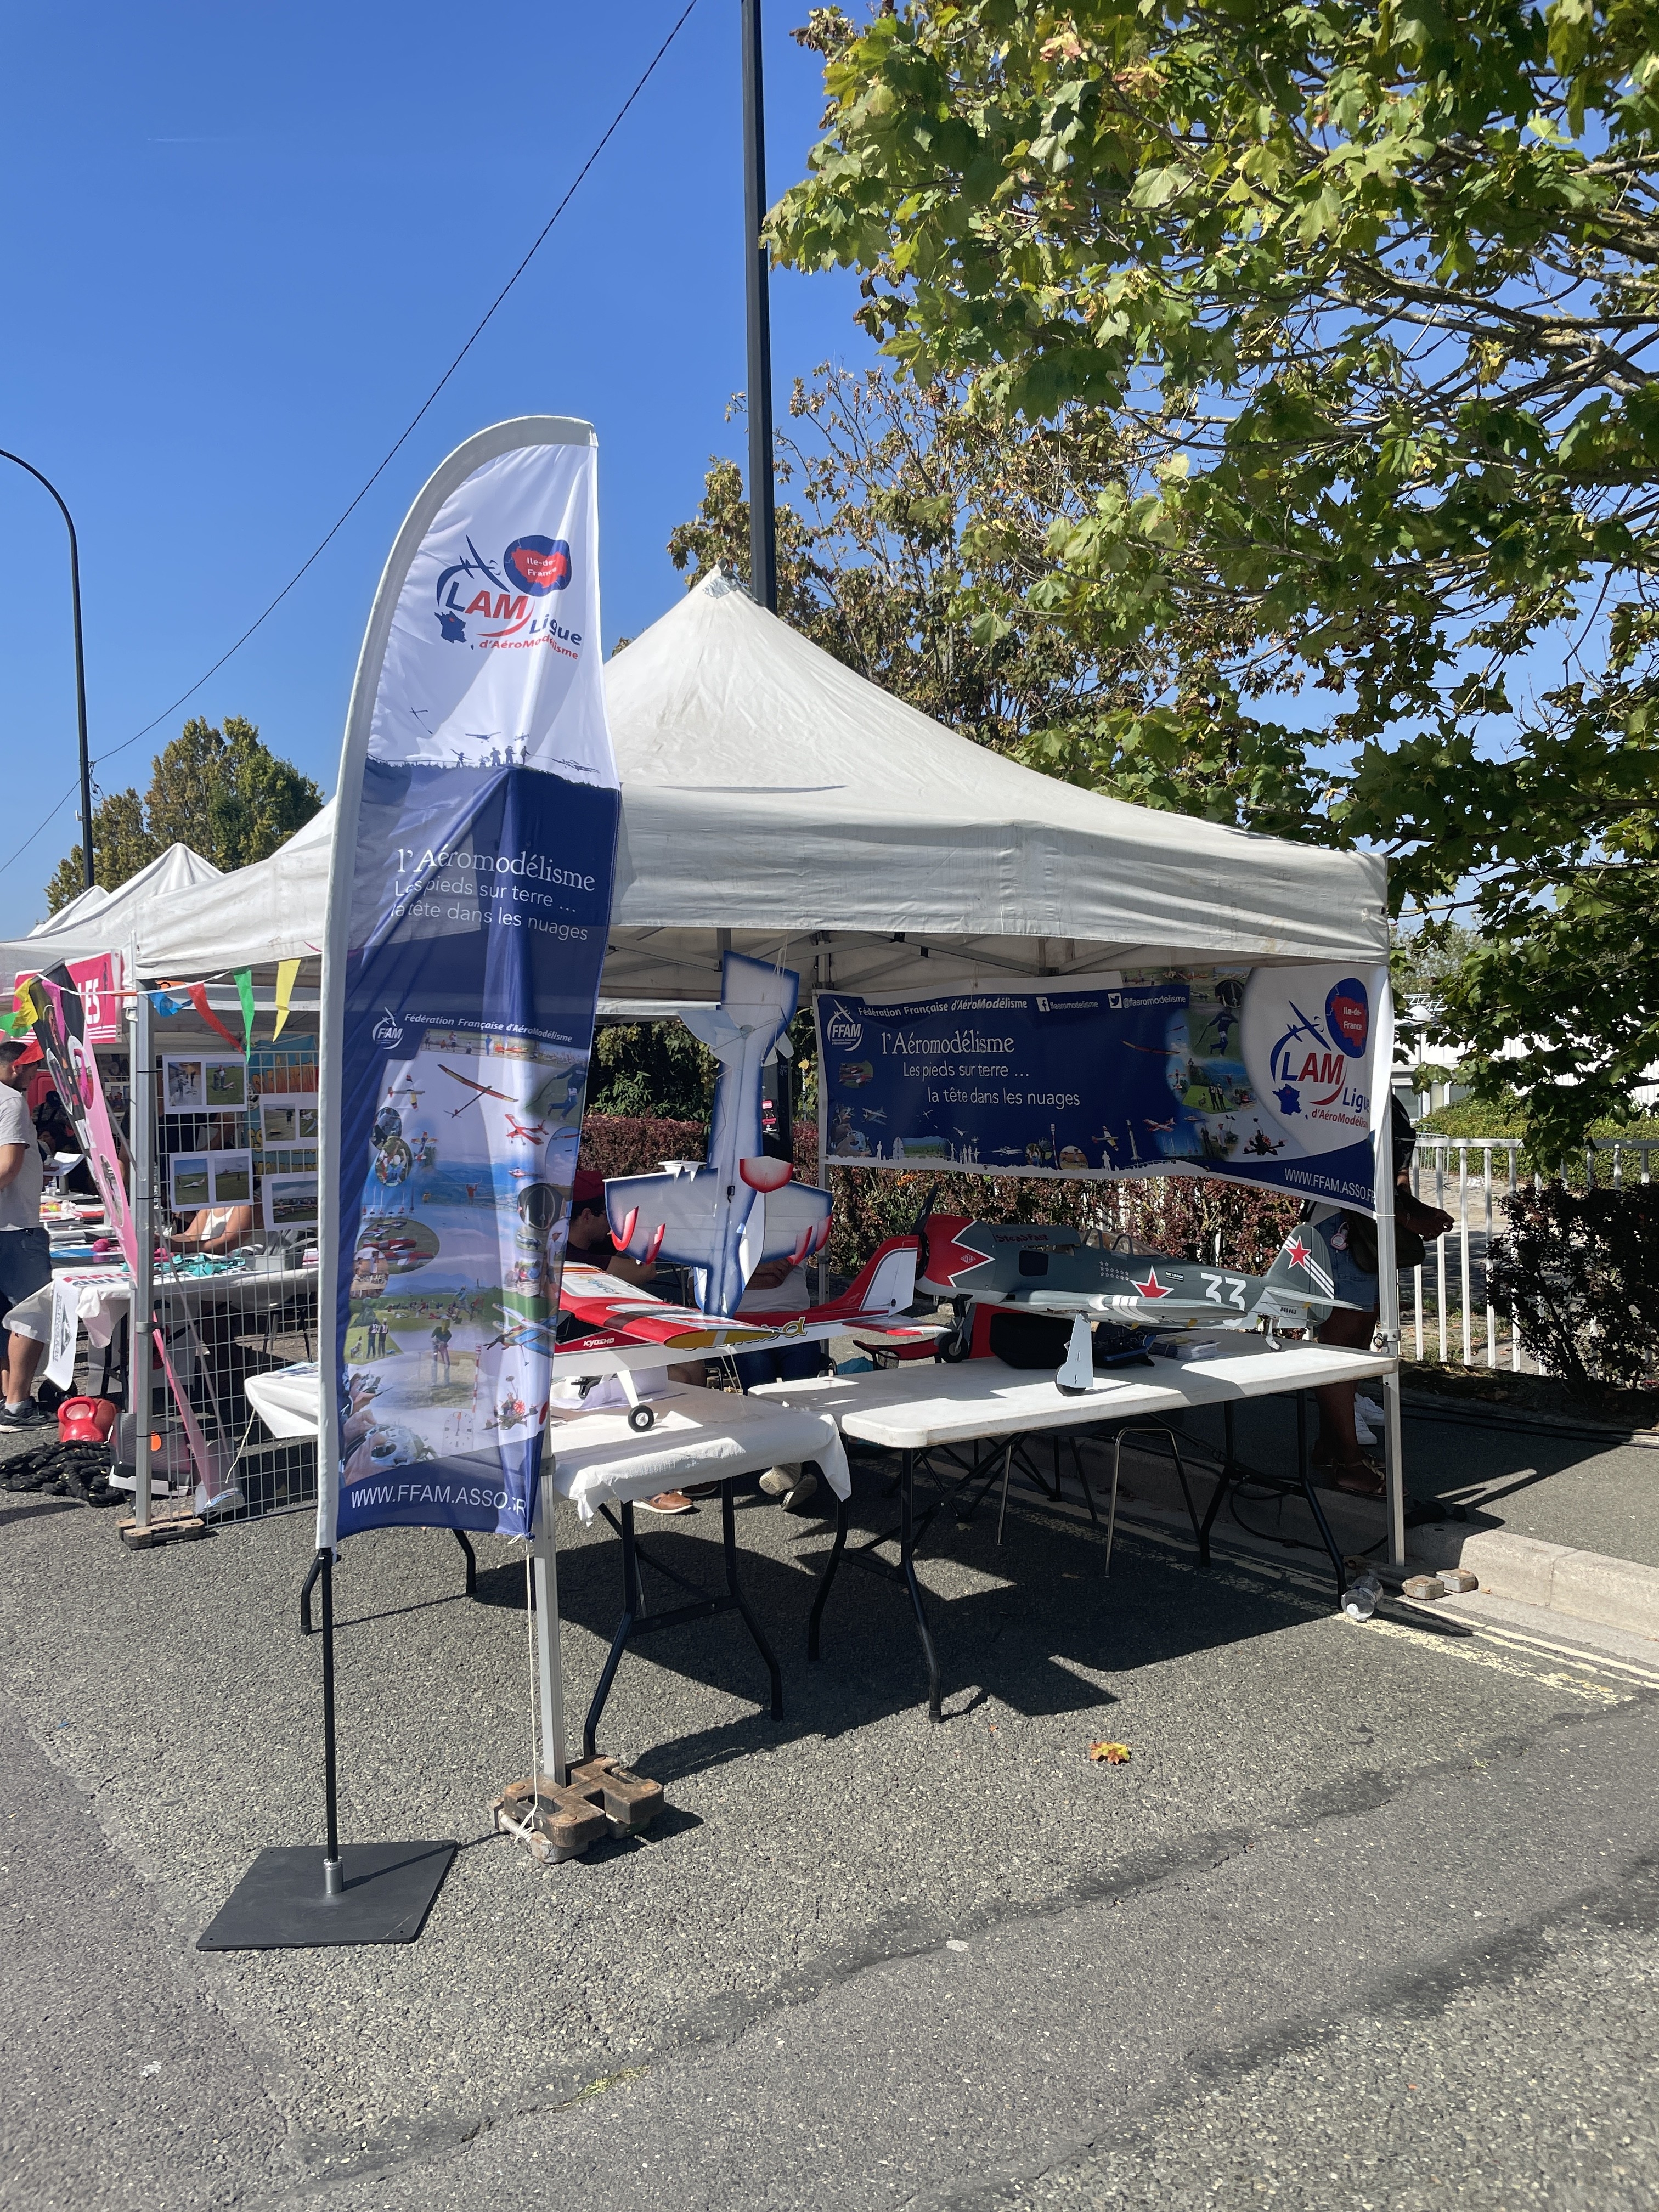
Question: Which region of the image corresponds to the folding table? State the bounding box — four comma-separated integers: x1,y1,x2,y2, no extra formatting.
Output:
753,1340,1398,1722
244,1369,849,1767
542,1385,849,1757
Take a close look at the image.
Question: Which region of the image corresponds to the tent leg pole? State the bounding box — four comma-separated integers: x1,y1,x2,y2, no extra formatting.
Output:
531,1484,566,1786
814,983,829,1302
130,967,154,1532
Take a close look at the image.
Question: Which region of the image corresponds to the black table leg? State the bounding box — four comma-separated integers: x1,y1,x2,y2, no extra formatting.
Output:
807,1492,849,1660
1195,1401,1240,1568
722,1482,782,1719
585,1481,784,1760
453,1527,477,1597
900,1449,944,1724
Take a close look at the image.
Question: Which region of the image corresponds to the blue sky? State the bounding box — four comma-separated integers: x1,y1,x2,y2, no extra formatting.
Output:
0,2,869,937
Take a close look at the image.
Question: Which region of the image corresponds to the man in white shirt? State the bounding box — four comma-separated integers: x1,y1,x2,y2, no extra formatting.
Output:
0,1039,50,1428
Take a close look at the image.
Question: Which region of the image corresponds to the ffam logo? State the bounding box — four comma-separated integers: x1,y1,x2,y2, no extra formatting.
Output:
432,533,580,650
825,1009,863,1051
1265,977,1369,1123
371,1009,404,1049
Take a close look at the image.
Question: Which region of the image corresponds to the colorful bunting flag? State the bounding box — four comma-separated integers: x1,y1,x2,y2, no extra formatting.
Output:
185,981,242,1054
234,968,257,1056
272,957,300,1042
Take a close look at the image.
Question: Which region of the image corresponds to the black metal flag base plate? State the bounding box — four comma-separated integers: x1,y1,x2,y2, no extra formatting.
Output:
196,1841,457,1951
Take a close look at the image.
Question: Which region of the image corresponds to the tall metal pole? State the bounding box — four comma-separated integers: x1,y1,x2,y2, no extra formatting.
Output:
130,968,154,1533
0,452,94,890
741,0,777,613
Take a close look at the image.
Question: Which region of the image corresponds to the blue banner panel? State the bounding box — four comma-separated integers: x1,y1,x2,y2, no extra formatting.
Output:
818,965,1388,1212
334,768,616,1540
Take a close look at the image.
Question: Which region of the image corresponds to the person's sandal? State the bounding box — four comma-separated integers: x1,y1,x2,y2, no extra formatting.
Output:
1329,1454,1386,1499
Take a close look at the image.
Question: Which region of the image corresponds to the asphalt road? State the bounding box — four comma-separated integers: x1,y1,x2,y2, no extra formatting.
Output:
2,1436,1656,2210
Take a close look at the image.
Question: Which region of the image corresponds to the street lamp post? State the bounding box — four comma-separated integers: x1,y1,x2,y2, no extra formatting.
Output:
0,450,94,891
740,0,777,614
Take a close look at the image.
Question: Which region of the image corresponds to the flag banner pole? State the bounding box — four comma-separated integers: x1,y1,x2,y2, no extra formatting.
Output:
200,416,618,1951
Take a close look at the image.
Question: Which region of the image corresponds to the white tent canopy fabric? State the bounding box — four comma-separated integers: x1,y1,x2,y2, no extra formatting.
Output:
131,571,1386,994
0,841,223,990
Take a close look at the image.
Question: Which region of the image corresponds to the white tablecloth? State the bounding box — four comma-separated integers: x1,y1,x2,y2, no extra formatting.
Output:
239,1367,850,1521
544,1387,850,1522
242,1363,323,1440
4,1261,317,1349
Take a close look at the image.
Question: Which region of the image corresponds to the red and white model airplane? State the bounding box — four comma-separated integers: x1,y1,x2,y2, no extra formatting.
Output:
490,1237,928,1431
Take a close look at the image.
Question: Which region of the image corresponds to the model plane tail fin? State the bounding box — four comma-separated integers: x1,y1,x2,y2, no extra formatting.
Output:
1259,1219,1366,1312
816,1235,918,1323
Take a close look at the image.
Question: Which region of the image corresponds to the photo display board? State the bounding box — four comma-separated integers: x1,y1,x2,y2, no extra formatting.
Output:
816,964,1390,1212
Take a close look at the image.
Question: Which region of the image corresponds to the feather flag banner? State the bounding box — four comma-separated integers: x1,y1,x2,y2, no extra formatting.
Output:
314,419,619,1553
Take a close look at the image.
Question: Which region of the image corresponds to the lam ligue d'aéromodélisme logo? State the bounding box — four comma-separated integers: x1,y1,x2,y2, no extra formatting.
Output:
1266,977,1369,1120
433,533,573,645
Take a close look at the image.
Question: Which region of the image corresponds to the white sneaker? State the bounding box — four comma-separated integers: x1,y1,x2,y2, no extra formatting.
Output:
1353,1412,1378,1447
1356,1395,1385,1425
759,1465,800,1497
782,1468,820,1513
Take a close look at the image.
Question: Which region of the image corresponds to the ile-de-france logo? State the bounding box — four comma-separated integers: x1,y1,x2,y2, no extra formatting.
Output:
433,533,573,646
825,1009,863,1050
1266,978,1368,1119
371,1009,405,1049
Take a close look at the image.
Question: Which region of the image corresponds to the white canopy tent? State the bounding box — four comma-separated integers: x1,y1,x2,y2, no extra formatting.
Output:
0,841,223,992
102,571,1409,1564
131,570,1386,994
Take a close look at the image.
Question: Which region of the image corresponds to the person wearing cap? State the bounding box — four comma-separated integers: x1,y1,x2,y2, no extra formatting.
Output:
0,1036,51,1427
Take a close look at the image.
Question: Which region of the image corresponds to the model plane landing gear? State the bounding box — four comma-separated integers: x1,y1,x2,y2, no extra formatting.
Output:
627,1403,655,1434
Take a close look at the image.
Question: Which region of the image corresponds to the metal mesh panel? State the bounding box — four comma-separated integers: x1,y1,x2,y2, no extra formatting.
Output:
131,1031,321,1522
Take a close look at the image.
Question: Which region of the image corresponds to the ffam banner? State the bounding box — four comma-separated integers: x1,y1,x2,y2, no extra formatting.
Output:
817,964,1392,1212
317,419,620,1551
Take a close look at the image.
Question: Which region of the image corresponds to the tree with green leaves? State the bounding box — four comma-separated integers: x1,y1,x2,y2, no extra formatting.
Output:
47,715,323,911
670,360,1307,818
772,1,1659,1152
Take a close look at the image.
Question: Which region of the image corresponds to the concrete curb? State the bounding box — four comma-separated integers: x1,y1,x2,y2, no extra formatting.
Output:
1400,1389,1659,1451
1453,1529,1659,1644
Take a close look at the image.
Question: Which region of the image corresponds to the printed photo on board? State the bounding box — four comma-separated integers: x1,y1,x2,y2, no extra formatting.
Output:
205,1059,246,1109
169,1154,210,1209
164,1059,205,1111
262,1172,319,1230
210,1150,253,1203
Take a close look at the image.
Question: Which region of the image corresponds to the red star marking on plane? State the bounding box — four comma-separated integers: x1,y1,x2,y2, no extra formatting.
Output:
1285,1235,1312,1269
1132,1267,1172,1299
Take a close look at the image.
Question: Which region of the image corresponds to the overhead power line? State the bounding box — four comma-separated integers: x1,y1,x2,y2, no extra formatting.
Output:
0,0,702,891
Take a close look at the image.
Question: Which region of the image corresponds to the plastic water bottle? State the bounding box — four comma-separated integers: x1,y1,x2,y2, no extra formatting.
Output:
1342,1571,1382,1622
